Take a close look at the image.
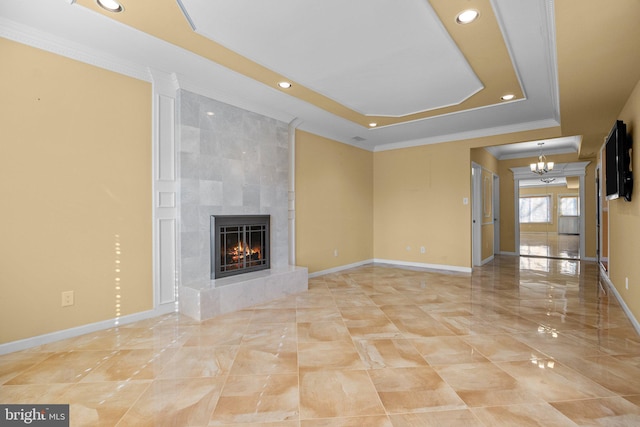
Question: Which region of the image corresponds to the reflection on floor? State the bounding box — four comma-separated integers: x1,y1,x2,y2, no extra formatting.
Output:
520,231,580,259
2,256,640,426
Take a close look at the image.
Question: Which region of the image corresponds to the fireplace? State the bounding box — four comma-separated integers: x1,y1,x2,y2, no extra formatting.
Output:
211,215,270,279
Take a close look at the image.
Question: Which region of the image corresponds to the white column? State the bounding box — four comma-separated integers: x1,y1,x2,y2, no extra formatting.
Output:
150,70,179,311
288,118,303,266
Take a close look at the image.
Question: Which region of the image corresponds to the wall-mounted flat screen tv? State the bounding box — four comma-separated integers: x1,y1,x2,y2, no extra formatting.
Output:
605,120,632,201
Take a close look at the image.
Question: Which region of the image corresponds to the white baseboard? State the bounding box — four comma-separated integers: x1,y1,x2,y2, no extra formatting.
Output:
599,267,640,336
308,259,374,278
0,303,177,355
309,258,473,278
481,255,495,265
500,251,518,256
373,258,472,274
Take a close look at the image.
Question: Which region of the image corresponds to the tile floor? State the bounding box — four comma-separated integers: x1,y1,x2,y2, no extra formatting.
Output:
520,232,581,260
2,256,640,426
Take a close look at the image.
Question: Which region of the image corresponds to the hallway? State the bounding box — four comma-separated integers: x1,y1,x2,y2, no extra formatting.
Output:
1,256,639,426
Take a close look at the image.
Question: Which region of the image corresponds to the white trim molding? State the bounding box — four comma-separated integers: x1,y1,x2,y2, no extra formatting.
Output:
0,305,176,356
150,70,180,311
308,260,374,278
373,259,472,274
288,118,303,266
600,265,640,335
309,259,473,278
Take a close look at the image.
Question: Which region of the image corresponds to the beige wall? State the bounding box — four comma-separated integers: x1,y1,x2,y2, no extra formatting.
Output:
471,148,499,173
0,39,153,344
373,143,471,268
609,77,640,321
295,131,373,273
498,153,597,257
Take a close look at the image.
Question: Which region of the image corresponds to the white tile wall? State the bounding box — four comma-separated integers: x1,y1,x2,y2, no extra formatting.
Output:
176,90,306,320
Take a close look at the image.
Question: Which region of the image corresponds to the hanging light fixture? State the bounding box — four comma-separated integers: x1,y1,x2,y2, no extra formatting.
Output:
530,142,554,175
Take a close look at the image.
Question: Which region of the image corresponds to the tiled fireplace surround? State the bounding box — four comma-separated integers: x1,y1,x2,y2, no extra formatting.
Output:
177,90,308,321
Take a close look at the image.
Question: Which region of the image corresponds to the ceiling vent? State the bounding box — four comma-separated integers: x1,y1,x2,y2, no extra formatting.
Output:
351,136,366,142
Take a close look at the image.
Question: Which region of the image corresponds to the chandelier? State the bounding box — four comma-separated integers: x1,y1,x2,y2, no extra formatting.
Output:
530,143,554,175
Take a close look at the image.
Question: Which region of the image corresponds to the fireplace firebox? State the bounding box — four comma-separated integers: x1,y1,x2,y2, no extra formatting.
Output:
211,215,270,279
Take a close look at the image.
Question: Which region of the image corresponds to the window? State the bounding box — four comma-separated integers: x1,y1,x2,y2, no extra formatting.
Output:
559,196,579,216
520,195,551,223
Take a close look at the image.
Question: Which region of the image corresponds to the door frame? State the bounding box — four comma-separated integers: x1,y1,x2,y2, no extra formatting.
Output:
493,174,500,254
472,163,482,267
511,162,590,259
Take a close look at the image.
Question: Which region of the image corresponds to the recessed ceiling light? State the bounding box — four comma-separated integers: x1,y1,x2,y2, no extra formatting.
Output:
96,0,123,12
456,9,479,24
278,81,292,89
206,111,215,116
369,122,378,128
501,94,516,101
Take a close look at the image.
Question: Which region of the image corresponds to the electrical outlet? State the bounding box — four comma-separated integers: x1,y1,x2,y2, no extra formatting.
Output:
626,277,629,290
61,291,74,307
333,249,338,257
420,246,426,254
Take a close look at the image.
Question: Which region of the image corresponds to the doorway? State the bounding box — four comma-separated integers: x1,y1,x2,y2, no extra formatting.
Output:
518,178,580,259
512,162,590,260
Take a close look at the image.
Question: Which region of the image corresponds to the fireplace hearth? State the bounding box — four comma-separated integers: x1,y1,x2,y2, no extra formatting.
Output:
211,215,270,279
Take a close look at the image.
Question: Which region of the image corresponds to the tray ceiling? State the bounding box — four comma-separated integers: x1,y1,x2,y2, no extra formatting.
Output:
1,0,564,151
178,0,485,117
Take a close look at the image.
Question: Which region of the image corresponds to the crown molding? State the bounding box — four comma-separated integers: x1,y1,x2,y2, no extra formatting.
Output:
0,16,151,82
373,118,561,152
510,161,591,180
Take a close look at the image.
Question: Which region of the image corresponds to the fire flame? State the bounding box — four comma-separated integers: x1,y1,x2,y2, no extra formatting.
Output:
228,241,261,263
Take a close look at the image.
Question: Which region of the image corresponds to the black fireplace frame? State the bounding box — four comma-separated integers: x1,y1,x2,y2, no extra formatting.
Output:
211,215,270,279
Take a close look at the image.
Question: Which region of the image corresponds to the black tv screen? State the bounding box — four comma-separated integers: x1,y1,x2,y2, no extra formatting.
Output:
605,120,632,201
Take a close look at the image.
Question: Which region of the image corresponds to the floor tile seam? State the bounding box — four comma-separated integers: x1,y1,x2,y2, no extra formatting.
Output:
406,366,473,414
563,339,640,358
109,376,154,427
427,313,477,337
376,404,473,417
10,349,122,385
491,358,622,399
580,353,640,374
396,336,443,368
295,327,302,427
437,359,526,393
206,369,254,423
546,395,633,406
355,340,431,371
505,336,563,362
145,336,206,381
558,329,611,357
362,367,403,418
539,359,635,398
457,335,525,363
468,402,582,427
0,359,53,385
612,353,640,365
154,369,237,381
298,414,392,423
